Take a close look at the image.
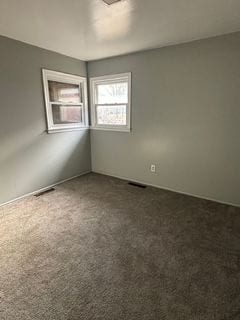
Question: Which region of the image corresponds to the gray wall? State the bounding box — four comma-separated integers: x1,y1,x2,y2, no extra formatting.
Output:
88,32,240,206
0,35,91,205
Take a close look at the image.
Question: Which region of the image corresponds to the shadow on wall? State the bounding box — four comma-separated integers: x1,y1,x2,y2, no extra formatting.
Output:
0,120,90,203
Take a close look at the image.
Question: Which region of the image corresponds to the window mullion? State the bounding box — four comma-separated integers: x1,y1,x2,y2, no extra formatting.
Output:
50,102,83,106
95,103,127,107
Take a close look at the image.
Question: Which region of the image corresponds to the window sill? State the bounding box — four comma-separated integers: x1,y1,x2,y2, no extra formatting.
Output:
46,126,131,134
47,126,90,134
90,126,131,133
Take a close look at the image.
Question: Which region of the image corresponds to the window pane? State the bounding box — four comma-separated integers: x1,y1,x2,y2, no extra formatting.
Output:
52,105,83,124
96,105,127,125
96,82,128,104
48,81,81,103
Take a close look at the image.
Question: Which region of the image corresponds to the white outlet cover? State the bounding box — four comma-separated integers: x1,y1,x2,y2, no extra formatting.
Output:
151,165,156,172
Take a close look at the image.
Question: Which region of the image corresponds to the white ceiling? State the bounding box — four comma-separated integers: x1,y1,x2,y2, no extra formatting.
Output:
0,0,240,61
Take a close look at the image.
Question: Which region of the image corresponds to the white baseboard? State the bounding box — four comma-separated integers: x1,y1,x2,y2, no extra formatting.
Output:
93,170,240,208
1,169,239,209
0,171,91,208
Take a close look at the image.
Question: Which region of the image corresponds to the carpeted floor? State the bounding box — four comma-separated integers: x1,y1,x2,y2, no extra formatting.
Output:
0,173,239,320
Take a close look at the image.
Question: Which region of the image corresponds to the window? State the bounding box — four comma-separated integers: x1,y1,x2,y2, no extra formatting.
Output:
42,69,88,133
90,73,131,131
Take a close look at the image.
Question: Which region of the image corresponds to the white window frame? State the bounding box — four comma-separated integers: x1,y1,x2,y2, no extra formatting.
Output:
90,73,131,132
42,69,89,133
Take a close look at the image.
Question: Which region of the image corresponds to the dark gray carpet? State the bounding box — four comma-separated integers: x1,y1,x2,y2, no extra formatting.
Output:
0,173,239,319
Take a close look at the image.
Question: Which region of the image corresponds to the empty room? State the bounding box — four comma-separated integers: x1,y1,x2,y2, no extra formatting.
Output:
0,0,240,319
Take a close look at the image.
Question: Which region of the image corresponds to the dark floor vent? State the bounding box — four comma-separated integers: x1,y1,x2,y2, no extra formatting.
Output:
128,182,147,189
35,188,55,197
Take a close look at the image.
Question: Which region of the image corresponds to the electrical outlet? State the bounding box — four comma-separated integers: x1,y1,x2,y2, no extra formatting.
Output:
150,164,156,173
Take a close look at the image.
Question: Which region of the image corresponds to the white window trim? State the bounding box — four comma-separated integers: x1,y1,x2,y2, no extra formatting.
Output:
90,73,131,132
42,69,89,133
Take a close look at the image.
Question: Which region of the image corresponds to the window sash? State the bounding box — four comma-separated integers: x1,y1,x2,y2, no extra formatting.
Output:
95,103,128,127
51,104,84,125
95,81,128,104
48,81,83,104
50,103,85,127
